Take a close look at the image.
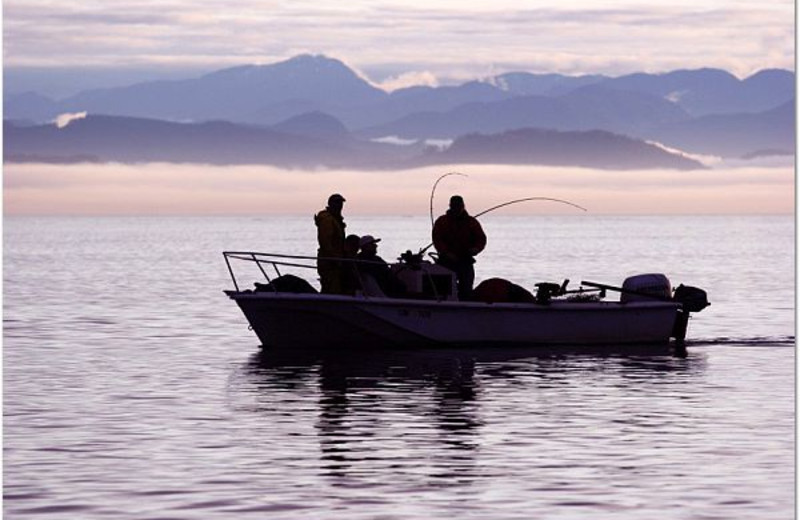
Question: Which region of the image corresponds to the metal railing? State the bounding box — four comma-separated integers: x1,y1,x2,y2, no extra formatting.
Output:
223,250,452,301
223,251,327,292
223,250,406,295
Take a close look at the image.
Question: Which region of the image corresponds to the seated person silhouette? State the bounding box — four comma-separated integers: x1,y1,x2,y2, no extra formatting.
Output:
355,235,406,297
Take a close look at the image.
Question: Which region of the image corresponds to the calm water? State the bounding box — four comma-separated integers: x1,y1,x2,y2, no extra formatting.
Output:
4,215,795,519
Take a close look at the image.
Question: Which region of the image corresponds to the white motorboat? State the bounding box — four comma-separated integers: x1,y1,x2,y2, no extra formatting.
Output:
223,251,709,350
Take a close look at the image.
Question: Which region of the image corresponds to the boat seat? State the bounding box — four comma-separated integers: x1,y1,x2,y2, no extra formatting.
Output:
254,274,318,294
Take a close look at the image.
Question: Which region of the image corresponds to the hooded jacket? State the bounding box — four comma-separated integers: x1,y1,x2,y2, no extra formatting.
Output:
314,208,346,258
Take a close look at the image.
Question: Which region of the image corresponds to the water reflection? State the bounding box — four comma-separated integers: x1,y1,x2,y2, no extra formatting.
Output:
235,346,705,488
244,348,487,486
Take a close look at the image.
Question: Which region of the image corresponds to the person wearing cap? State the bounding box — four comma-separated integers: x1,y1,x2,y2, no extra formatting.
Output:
314,194,347,294
356,235,406,297
432,195,487,300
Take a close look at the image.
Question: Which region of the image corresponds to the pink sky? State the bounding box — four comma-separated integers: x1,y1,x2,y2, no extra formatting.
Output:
4,162,794,216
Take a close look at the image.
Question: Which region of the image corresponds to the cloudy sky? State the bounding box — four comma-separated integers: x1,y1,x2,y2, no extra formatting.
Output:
4,0,795,97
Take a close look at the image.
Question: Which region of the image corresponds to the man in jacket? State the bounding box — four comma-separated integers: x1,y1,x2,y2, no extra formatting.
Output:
314,193,347,293
356,235,406,297
432,195,487,300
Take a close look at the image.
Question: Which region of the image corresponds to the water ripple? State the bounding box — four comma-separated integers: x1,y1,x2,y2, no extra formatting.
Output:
4,216,794,519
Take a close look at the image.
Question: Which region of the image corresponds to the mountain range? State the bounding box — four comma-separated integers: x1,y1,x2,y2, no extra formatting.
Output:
4,54,795,169
4,113,705,170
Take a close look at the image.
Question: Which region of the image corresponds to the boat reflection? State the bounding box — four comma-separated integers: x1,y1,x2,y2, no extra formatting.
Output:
249,347,486,484
236,344,704,486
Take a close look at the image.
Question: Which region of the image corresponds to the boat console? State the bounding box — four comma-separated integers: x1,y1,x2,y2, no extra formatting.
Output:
392,251,458,301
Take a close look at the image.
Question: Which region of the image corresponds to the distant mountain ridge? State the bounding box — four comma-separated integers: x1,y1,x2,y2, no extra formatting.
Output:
416,128,704,170
597,68,795,116
359,85,693,140
5,54,793,123
3,54,795,163
51,55,388,125
4,114,706,170
646,99,796,157
4,115,356,168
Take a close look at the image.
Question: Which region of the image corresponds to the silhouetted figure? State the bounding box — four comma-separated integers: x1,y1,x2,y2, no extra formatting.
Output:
356,235,406,297
314,193,347,294
342,234,361,295
432,195,487,300
344,234,361,257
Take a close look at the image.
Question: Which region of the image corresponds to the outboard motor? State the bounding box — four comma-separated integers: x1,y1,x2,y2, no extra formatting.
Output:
671,283,710,349
621,274,709,350
673,284,710,313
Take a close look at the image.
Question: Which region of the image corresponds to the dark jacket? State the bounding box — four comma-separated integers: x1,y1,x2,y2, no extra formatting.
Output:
432,210,487,263
314,208,346,258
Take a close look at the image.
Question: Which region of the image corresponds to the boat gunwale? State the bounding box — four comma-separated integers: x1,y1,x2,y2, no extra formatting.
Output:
226,289,681,312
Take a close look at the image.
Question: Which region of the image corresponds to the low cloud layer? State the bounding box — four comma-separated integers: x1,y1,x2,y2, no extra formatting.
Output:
4,162,793,216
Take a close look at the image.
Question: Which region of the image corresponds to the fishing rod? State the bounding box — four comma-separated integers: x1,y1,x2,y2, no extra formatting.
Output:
474,197,587,218
429,171,468,228
418,195,588,255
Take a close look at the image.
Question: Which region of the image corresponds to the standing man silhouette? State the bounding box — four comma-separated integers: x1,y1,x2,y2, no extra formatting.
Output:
314,193,347,294
432,195,487,300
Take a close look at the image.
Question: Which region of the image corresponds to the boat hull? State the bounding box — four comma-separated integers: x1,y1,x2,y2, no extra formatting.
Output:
228,292,682,349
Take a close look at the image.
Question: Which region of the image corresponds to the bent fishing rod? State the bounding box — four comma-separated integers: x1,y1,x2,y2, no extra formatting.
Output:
474,197,587,218
418,196,588,255
430,171,468,228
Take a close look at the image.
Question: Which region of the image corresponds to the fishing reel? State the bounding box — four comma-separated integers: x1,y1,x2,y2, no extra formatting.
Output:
534,279,570,304
398,250,425,269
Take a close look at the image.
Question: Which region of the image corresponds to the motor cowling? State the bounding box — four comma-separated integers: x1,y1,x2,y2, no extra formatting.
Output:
620,273,671,303
673,284,710,312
